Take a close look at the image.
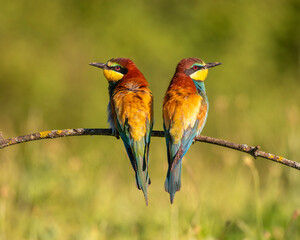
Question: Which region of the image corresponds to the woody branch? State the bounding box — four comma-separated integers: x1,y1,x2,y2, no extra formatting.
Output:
0,128,299,171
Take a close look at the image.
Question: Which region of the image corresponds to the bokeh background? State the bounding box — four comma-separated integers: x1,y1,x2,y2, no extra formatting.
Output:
0,0,299,239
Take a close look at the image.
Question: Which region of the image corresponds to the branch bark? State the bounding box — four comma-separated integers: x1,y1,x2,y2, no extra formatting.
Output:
0,128,299,171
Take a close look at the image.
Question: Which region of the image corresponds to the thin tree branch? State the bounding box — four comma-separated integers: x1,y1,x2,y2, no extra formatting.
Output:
0,128,299,171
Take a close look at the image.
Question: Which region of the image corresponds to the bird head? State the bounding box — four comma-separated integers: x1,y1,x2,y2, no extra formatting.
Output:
178,58,221,82
89,58,143,82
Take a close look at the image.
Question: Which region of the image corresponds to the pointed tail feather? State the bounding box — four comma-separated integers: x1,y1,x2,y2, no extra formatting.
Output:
133,140,151,205
135,172,151,205
164,162,182,204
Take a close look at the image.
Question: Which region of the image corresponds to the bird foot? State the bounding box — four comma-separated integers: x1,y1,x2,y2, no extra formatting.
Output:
115,133,120,139
112,129,120,139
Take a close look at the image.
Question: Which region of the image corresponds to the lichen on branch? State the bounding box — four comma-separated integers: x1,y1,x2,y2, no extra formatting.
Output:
0,128,299,171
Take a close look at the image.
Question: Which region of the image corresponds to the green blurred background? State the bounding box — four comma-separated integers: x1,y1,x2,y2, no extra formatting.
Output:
0,0,299,239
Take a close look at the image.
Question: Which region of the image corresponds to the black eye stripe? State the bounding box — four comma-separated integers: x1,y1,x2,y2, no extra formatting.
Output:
194,65,205,69
107,65,128,75
184,65,205,76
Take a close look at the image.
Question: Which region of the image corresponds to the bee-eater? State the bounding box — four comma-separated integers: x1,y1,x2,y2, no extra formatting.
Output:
163,58,221,203
89,58,153,205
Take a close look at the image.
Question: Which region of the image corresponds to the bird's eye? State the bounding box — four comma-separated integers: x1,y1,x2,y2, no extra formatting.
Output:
115,66,121,71
193,65,199,70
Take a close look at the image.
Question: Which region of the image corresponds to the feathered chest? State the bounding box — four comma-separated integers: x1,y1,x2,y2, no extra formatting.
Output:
163,77,208,143
108,79,153,141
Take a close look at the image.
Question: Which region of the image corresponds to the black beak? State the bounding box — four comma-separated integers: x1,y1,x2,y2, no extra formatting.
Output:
89,62,107,69
205,62,222,69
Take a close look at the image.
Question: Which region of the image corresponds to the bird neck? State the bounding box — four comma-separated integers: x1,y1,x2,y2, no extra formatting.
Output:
192,80,206,94
108,81,119,97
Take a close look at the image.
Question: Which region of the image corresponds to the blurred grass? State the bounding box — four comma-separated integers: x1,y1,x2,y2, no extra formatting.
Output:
0,0,299,239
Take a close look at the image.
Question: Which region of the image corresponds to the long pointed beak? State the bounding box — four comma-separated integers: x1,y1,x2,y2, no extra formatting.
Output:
89,62,107,69
205,62,222,69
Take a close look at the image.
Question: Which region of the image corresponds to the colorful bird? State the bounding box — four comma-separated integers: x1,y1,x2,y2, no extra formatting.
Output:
89,58,153,205
163,58,221,203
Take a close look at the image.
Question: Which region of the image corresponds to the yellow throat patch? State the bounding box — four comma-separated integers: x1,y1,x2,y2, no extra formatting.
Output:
190,69,208,81
103,69,124,82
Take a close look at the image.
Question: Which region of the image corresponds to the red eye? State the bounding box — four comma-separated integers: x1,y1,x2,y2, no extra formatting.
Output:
115,66,121,71
193,65,198,70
